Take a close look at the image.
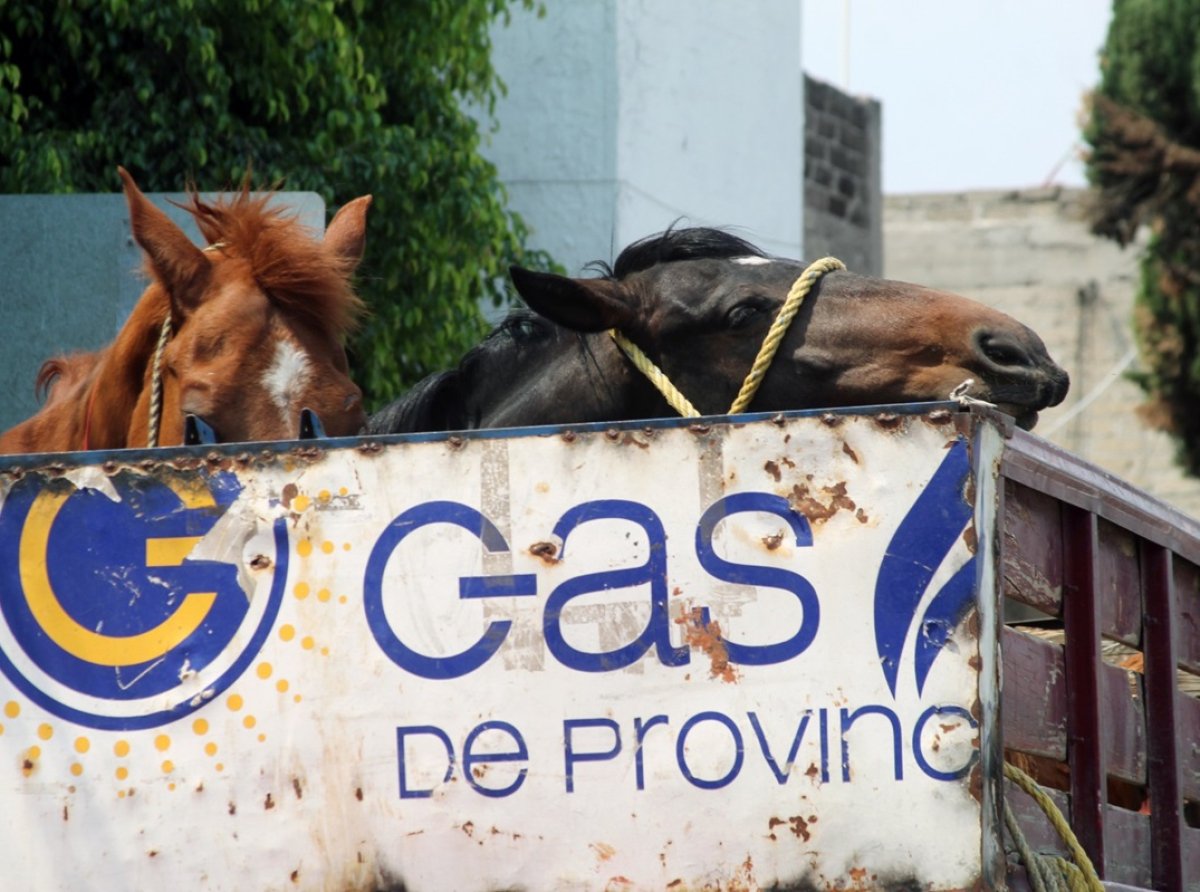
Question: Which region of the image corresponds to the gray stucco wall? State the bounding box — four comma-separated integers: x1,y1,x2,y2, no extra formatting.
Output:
0,192,324,433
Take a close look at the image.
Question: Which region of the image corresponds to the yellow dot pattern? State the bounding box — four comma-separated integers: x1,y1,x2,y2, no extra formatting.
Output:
0,479,359,798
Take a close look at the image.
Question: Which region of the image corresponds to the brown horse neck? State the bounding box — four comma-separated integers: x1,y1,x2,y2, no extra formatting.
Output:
82,288,174,450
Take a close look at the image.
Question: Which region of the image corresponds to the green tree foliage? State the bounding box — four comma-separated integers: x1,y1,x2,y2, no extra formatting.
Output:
0,0,553,406
1085,0,1200,474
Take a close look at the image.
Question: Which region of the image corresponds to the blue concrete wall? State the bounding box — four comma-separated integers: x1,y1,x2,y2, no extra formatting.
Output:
0,192,324,432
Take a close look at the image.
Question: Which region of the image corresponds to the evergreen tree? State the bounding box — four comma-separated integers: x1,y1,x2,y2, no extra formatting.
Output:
0,0,553,406
1085,0,1200,474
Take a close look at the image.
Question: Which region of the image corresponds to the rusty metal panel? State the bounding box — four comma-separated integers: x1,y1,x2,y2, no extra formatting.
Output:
0,410,1000,890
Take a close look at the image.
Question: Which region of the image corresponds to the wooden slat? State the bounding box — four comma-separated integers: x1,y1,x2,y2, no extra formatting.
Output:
1063,504,1108,875
1097,519,1141,647
1101,661,1146,786
1176,558,1200,676
1002,626,1067,759
1143,542,1185,892
1001,426,1200,566
1002,479,1064,615
1180,691,1200,804
1185,826,1200,891
1102,806,1153,889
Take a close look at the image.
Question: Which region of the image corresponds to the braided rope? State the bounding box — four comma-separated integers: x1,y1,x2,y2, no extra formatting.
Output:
608,330,701,417
609,256,844,419
728,256,845,414
146,315,172,448
1003,762,1104,892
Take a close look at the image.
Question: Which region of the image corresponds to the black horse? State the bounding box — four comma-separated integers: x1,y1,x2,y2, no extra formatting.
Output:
364,228,1068,434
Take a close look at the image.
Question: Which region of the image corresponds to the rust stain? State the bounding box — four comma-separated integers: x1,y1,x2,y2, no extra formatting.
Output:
855,508,868,524
355,440,384,455
621,432,650,450
228,802,236,815
292,777,303,799
762,531,784,550
676,607,737,683
62,805,68,822
21,758,34,776
290,869,299,883
962,525,978,554
667,881,684,889
788,815,812,841
280,482,298,509
462,820,475,837
805,763,819,778
820,413,843,427
764,459,782,482
529,541,559,563
447,436,466,450
874,412,902,430
355,787,363,801
148,850,158,858
789,480,856,524
841,441,859,464
590,842,617,861
264,792,275,810
926,409,954,425
605,428,621,441
561,430,577,443
249,554,272,570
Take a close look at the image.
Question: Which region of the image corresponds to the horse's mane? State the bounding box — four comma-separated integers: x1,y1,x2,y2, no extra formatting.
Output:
591,227,768,279
182,187,364,335
362,308,559,435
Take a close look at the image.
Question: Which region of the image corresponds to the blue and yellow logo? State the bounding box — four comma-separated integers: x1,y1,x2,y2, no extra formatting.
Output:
0,470,287,729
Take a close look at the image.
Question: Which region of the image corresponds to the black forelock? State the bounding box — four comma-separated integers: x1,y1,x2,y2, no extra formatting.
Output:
587,227,768,280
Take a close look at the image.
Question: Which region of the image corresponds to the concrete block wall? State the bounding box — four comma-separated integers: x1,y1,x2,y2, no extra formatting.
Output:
885,187,1200,517
804,75,882,276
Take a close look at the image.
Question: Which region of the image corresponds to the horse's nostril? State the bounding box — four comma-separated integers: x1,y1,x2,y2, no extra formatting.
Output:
977,332,1030,368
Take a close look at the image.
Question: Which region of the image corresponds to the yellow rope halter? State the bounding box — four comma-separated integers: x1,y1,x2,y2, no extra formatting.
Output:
1003,762,1104,892
609,256,846,418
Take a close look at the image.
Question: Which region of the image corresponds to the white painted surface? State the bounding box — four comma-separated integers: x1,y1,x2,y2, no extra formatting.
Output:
0,412,994,889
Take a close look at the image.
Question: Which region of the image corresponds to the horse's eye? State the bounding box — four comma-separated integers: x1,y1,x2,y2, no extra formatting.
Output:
725,301,766,330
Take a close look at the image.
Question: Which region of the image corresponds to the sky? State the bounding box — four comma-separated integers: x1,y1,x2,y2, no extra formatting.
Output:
801,2,1114,194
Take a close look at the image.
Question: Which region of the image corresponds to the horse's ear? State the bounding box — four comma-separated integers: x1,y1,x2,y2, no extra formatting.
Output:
325,195,371,270
509,266,634,333
118,166,209,317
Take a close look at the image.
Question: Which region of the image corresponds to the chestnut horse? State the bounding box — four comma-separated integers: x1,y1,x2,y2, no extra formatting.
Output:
365,228,1068,434
0,168,371,455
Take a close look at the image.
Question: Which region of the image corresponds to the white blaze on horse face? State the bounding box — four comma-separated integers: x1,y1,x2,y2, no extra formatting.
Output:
732,256,772,266
263,339,313,428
